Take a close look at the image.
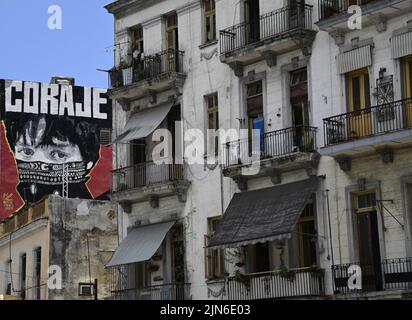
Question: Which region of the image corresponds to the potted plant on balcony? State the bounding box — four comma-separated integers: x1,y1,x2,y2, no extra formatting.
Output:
233,269,251,290
279,264,296,282
322,0,339,19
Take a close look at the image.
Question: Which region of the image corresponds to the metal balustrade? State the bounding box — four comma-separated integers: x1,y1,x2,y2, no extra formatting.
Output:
220,4,313,55
323,98,412,147
318,0,379,20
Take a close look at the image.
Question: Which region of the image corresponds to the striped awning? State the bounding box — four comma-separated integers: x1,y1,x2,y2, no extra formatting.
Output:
391,31,412,59
336,45,372,74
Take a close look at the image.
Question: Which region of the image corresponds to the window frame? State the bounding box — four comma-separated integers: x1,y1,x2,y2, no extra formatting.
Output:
203,0,217,44
204,216,225,280
205,93,219,157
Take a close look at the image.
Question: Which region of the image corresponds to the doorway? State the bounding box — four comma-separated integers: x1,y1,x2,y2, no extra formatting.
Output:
244,0,260,45
402,55,412,127
354,191,383,292
131,139,146,187
347,68,372,138
164,12,179,72
290,68,309,151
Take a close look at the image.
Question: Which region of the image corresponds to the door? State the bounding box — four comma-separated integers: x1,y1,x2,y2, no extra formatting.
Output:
289,0,305,30
244,0,260,45
171,225,185,299
402,55,412,127
347,68,372,138
355,192,383,292
165,12,179,72
290,68,310,151
131,139,146,188
246,81,264,157
167,105,181,180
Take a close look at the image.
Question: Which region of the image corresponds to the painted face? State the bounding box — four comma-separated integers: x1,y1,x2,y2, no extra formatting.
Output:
14,118,83,164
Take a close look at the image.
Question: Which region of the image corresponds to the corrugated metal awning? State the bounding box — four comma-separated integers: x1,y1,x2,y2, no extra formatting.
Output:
336,45,372,74
208,178,319,249
113,102,173,144
391,31,412,59
106,221,175,267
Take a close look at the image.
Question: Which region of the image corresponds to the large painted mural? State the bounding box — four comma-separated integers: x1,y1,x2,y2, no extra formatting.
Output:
0,79,113,221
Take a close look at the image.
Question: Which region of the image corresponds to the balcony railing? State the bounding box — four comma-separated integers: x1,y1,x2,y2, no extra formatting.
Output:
220,4,313,56
318,0,378,20
323,98,412,147
226,267,324,300
109,49,185,89
223,125,317,169
111,162,185,193
110,283,190,300
332,258,412,294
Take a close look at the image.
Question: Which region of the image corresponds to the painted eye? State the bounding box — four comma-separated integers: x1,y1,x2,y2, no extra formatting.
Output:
19,147,35,157
49,150,68,161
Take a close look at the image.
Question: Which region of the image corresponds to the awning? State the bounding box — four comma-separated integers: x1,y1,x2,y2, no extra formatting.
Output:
391,31,412,59
336,45,372,74
113,102,173,144
208,178,318,249
106,221,175,267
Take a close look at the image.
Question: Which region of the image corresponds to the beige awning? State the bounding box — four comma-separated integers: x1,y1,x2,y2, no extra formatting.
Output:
106,221,175,267
336,45,372,74
113,102,173,144
391,31,412,59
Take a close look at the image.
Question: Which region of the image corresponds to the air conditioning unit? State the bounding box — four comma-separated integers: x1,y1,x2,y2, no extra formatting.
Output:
78,283,94,297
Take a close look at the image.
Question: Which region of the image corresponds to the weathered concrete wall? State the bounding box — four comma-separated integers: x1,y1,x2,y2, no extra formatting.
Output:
47,195,117,300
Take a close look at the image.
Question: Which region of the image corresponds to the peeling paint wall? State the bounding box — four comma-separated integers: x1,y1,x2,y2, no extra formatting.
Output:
47,195,118,300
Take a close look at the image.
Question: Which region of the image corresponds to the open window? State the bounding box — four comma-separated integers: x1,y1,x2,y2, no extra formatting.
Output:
204,216,225,279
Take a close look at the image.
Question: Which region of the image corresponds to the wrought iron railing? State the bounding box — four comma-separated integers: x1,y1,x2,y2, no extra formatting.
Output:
223,125,317,169
226,267,324,300
332,258,412,294
323,98,412,147
318,0,379,20
111,162,185,193
220,4,313,55
109,49,185,89
110,283,190,300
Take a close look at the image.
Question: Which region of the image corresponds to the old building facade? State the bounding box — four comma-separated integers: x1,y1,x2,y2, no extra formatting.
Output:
0,196,118,300
105,0,412,300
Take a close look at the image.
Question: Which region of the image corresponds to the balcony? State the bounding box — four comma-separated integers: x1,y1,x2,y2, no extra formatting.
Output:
223,126,319,189
332,258,412,296
110,283,190,301
226,267,325,300
317,0,411,34
321,98,412,161
108,49,186,104
110,162,190,208
219,5,316,76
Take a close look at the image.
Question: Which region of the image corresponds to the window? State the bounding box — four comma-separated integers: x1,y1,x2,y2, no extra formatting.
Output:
204,0,216,43
296,203,317,268
165,12,178,51
204,216,225,279
20,253,27,299
131,25,144,53
206,93,219,156
33,247,41,300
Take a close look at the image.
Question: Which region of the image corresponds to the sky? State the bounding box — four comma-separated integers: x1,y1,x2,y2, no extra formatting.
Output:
0,0,114,88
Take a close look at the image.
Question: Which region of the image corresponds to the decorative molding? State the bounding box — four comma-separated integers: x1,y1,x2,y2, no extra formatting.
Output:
117,98,131,112
200,48,218,61
233,176,247,191
149,196,159,209
228,61,244,78
336,156,352,172
329,28,345,46
260,51,277,67
119,201,132,214
376,147,394,164
207,284,226,298
372,14,387,33
176,0,202,15
268,169,282,185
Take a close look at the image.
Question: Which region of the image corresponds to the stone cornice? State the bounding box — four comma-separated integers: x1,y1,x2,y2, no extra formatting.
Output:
0,218,49,247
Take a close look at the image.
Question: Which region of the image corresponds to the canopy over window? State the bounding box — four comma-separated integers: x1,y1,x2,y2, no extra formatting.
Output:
106,221,175,267
208,178,319,249
113,102,173,144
